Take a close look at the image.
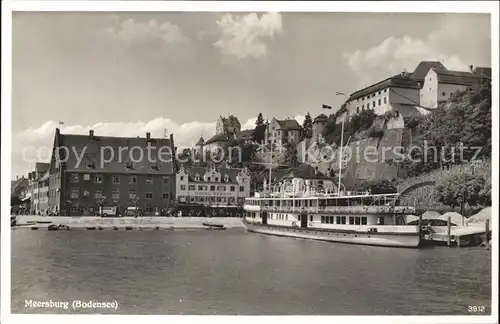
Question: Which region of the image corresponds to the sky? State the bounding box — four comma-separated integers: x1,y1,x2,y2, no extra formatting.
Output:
11,11,491,178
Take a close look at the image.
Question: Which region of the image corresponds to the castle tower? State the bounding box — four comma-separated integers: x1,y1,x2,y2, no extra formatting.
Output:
312,114,328,140
195,136,205,157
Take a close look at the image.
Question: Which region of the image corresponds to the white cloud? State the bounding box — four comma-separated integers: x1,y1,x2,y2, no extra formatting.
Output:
106,18,190,49
214,12,283,59
12,115,304,178
343,15,482,87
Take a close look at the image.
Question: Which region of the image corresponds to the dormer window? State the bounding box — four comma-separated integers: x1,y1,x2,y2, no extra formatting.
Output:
224,174,229,182
215,177,219,182
195,173,200,181
150,164,159,171
207,177,211,182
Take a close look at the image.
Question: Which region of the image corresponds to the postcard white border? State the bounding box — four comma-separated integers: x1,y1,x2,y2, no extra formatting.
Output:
1,1,498,324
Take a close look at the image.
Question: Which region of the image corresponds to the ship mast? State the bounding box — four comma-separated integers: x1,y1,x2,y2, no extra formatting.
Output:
337,118,345,195
267,120,272,193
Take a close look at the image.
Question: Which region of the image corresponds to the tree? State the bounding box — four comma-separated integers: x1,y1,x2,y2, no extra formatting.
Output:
255,113,264,127
253,113,266,144
302,113,313,138
435,173,485,208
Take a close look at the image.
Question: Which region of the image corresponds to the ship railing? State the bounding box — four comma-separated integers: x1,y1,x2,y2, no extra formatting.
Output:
261,205,415,214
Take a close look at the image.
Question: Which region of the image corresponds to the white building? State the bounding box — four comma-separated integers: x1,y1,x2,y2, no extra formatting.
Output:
338,73,424,128
175,164,251,209
420,66,486,109
267,118,303,147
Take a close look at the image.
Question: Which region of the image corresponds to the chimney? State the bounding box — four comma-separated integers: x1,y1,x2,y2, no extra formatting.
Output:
16,175,19,180
469,65,474,73
89,129,94,140
146,132,151,142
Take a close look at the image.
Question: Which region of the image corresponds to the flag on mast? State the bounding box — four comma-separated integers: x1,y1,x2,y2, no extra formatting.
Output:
58,121,64,125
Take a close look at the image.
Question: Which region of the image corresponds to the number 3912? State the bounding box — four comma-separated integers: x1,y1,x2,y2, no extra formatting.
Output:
468,305,486,313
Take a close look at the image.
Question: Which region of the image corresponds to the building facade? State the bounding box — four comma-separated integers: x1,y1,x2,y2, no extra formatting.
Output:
47,128,176,216
27,162,50,215
175,164,251,208
340,72,421,124
268,118,303,148
420,67,487,109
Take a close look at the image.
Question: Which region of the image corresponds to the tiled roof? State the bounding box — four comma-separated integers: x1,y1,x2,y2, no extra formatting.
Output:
391,104,423,118
179,165,246,184
347,74,420,102
473,67,491,80
205,133,230,144
56,130,174,174
11,177,28,197
313,114,328,123
35,162,50,172
236,129,254,140
276,119,302,130
434,69,480,86
196,136,205,146
411,61,447,82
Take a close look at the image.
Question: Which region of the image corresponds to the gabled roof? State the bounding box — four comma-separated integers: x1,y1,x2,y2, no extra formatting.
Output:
55,130,174,174
347,73,420,102
178,165,246,184
196,136,205,146
276,119,302,130
433,69,480,86
11,177,29,197
205,133,230,145
411,61,447,82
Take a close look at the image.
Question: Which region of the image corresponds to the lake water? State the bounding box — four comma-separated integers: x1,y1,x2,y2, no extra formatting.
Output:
11,229,491,315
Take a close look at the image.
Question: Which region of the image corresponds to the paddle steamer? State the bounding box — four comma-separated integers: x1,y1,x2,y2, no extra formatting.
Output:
242,119,421,248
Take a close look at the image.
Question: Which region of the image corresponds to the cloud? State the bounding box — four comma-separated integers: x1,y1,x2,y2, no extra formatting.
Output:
105,17,190,51
213,12,283,59
12,115,304,178
343,15,486,87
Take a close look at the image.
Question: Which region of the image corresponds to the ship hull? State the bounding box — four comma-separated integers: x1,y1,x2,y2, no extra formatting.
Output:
243,221,421,248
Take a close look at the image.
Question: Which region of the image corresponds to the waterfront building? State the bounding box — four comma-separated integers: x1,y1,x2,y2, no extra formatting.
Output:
11,175,30,214
27,162,50,215
47,129,176,216
175,164,251,215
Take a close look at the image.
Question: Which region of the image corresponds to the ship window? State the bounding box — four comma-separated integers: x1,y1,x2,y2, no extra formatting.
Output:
361,217,367,225
310,215,313,222
341,216,346,224
321,216,325,223
349,217,355,225
337,199,348,206
377,217,385,225
298,215,301,221
355,217,361,225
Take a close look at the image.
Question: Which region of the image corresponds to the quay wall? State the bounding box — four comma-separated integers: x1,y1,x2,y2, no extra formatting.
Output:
14,216,245,229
